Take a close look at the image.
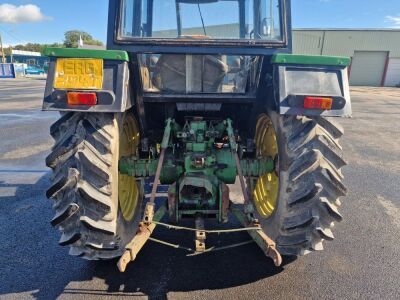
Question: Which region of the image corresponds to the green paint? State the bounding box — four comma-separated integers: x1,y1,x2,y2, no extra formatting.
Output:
119,118,276,223
241,158,274,177
215,151,236,184
43,47,129,61
191,143,207,152
120,154,273,181
119,158,158,177
272,54,351,66
119,119,274,182
160,160,184,184
154,205,168,222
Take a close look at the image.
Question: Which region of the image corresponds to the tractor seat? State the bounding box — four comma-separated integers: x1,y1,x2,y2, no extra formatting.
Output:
152,54,228,93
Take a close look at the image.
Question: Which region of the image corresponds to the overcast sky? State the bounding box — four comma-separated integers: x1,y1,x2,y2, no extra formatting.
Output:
0,0,399,45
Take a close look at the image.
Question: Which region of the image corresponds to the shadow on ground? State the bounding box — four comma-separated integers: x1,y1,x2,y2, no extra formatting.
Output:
0,173,293,300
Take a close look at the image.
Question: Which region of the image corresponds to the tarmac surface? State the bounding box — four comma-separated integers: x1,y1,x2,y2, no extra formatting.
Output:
0,78,400,299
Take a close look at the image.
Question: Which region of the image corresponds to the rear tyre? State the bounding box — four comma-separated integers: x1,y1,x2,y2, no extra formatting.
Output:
46,112,142,260
252,111,347,257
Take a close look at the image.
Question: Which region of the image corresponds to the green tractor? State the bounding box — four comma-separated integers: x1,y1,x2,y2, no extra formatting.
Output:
43,0,351,271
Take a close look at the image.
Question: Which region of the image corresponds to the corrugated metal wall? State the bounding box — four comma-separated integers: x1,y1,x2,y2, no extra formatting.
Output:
293,30,400,86
385,58,400,87
293,31,324,55
293,30,400,58
349,51,388,86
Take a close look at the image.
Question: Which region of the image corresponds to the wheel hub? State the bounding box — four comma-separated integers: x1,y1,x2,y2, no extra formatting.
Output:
119,115,140,221
253,114,279,219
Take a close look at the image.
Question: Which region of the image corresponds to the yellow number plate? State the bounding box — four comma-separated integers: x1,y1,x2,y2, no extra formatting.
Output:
54,58,103,90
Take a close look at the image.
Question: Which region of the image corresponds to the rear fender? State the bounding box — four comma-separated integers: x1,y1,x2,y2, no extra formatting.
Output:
43,48,132,113
272,54,352,117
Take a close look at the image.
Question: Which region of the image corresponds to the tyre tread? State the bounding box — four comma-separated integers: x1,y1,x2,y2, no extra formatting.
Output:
270,115,347,256
46,112,126,260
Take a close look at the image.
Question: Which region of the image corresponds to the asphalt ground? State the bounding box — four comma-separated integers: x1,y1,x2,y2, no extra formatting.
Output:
0,78,399,300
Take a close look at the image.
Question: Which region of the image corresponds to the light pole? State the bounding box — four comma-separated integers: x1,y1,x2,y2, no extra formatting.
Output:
0,32,7,64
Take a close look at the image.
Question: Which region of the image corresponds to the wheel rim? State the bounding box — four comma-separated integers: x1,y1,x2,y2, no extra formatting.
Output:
119,115,140,222
253,114,279,219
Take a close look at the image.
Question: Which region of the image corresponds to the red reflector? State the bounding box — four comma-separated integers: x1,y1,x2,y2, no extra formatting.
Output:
67,92,98,106
304,96,333,110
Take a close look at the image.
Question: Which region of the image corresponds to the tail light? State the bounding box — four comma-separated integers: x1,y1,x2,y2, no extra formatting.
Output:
67,92,98,106
304,96,333,110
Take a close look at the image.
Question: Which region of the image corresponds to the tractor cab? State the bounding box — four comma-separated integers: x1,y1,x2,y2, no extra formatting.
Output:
108,0,290,96
118,0,286,41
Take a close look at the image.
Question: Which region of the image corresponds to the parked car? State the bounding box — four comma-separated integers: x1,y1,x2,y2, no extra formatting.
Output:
25,66,45,75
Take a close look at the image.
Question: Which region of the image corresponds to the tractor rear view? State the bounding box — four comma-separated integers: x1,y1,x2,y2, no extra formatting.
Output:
43,0,351,271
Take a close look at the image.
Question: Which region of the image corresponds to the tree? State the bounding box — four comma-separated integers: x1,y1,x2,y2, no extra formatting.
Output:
14,43,43,53
63,30,103,48
11,43,63,54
